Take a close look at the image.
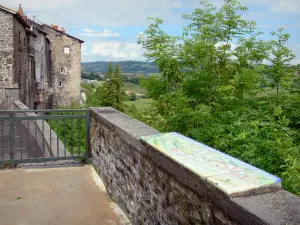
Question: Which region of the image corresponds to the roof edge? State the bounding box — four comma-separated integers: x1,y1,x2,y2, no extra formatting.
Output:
0,5,30,29
15,13,31,29
44,24,84,43
0,4,17,14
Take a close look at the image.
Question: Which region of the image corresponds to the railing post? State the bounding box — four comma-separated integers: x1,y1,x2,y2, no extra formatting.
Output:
85,109,90,160
9,112,14,166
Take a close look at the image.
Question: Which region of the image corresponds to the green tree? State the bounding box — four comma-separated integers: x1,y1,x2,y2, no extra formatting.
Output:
133,0,300,195
129,93,137,101
140,75,168,100
265,28,296,106
92,64,126,111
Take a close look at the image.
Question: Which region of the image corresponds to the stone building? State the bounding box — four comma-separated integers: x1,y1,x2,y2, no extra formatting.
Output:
26,19,51,110
42,24,83,107
0,4,32,108
0,4,84,109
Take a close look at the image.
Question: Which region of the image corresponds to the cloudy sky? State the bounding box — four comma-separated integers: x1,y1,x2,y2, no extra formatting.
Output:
2,0,300,63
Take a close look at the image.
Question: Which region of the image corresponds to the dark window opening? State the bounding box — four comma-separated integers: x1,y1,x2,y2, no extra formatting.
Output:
60,67,67,75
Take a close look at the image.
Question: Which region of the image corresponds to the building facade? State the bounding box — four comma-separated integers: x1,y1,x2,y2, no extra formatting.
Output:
42,24,83,107
0,5,28,108
0,4,83,109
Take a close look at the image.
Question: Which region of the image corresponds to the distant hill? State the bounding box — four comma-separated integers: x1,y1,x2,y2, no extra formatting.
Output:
81,61,159,75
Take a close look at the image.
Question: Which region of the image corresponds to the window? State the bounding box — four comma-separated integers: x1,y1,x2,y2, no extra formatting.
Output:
19,31,21,44
60,66,67,75
59,81,62,87
64,47,70,54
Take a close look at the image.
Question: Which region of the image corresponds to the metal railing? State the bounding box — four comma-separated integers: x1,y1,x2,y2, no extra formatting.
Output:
0,109,90,165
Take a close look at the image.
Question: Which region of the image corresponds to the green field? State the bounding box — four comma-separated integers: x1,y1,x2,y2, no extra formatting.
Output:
94,81,146,94
123,82,146,94
125,98,154,109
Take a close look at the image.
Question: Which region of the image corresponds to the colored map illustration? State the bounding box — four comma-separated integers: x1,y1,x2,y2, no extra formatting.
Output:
140,132,281,195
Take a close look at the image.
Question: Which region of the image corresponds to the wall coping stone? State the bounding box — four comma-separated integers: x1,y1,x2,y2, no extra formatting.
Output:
140,132,281,197
90,107,300,225
90,107,160,156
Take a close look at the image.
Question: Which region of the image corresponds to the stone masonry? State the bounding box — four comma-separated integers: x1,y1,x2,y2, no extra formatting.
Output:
90,107,300,225
13,14,32,108
0,4,83,109
27,20,52,110
43,25,83,107
0,9,14,108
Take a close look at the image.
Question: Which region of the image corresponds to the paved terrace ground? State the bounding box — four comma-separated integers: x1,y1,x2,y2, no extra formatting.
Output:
0,165,130,225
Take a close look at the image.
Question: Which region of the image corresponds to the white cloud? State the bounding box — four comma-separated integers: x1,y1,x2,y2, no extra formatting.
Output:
1,0,191,27
2,0,299,28
240,0,300,14
292,59,300,65
4,0,73,10
86,42,143,62
2,0,298,62
289,44,300,65
270,0,300,14
171,1,182,9
81,44,89,57
82,28,120,37
215,42,237,51
242,11,270,21
81,45,86,52
136,32,144,38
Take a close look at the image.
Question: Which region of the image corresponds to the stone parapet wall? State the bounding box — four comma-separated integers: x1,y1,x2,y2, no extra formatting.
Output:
90,107,300,225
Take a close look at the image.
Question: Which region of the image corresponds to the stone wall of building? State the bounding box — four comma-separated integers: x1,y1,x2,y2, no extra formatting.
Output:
13,17,33,108
32,27,50,110
0,9,14,108
90,107,300,225
34,31,47,83
43,25,82,107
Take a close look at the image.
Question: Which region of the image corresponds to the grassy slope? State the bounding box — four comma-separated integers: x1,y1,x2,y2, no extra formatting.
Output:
125,98,154,109
123,82,146,94
95,81,146,94
86,81,151,109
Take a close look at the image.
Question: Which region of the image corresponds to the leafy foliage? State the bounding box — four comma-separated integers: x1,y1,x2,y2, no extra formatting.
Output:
88,64,127,111
81,71,104,81
48,102,87,156
132,0,300,195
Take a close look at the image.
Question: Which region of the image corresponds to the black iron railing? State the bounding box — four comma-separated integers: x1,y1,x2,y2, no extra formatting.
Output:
0,109,90,165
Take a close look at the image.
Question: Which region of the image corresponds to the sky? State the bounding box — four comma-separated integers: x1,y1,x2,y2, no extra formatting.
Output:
2,0,300,63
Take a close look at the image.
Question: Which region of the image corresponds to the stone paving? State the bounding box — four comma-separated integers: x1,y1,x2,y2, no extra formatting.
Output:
0,165,130,225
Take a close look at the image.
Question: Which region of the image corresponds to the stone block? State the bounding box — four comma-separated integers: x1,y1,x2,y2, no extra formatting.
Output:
229,190,300,225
